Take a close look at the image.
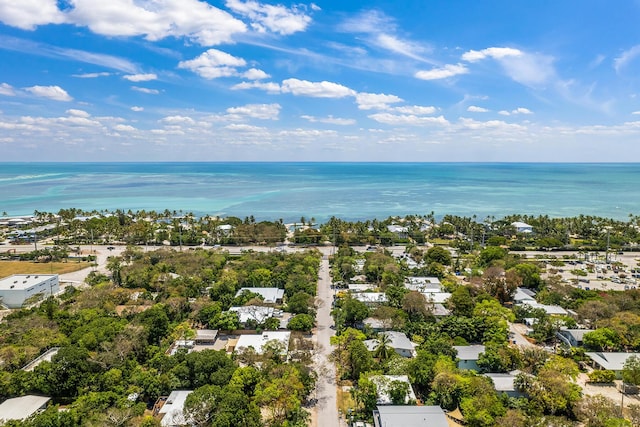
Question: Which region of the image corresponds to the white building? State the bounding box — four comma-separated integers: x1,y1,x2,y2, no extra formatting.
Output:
157,390,193,427
229,305,280,324
511,222,533,233
0,395,50,422
0,274,59,308
363,331,416,358
235,331,291,355
235,287,285,304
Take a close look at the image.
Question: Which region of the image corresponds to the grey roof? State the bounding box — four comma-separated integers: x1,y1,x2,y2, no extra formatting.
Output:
559,328,593,342
485,372,518,392
586,352,640,371
235,287,284,303
373,405,448,427
371,375,417,405
453,345,485,361
0,395,51,421
0,274,58,291
363,331,415,353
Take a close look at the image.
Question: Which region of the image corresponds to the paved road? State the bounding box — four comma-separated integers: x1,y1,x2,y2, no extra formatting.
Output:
313,256,340,427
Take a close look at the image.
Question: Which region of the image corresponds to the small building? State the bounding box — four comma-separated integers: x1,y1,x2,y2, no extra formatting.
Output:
22,348,60,372
371,375,417,405
195,329,218,345
421,291,451,304
405,276,442,292
0,395,51,421
513,287,537,304
0,274,59,308
387,225,409,238
430,303,451,318
585,352,640,378
485,372,525,398
557,328,594,347
348,284,375,293
523,302,568,316
511,222,533,233
364,331,416,358
373,405,448,427
235,287,284,304
229,305,279,324
155,390,193,427
353,292,388,307
234,331,291,355
360,317,388,332
453,345,485,371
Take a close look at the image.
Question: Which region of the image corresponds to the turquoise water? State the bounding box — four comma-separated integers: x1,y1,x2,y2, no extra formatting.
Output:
0,163,638,222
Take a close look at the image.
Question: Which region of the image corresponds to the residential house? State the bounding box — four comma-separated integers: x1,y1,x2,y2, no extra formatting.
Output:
453,345,485,371
387,225,408,238
229,305,280,325
0,395,50,422
235,287,284,304
557,328,594,347
155,390,193,427
370,375,417,405
404,276,442,292
421,291,451,304
348,284,376,293
234,331,291,355
363,331,416,358
485,372,525,398
373,405,449,427
585,352,640,378
511,222,533,233
353,292,388,307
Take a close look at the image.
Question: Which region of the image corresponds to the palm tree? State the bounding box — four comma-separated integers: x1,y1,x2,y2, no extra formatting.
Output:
373,333,393,361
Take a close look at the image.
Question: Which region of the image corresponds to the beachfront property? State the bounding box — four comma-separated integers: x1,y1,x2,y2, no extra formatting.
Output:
373,405,449,427
0,274,59,308
0,395,51,422
234,331,291,355
453,345,486,371
363,331,417,358
235,287,284,304
511,221,533,233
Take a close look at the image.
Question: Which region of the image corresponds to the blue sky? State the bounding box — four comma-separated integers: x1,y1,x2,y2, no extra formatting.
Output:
1,0,640,162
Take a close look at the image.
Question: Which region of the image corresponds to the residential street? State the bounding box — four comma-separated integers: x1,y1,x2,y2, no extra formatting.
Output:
312,255,340,427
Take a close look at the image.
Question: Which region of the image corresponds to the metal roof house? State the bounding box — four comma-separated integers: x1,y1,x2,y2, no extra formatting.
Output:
0,395,51,422
373,405,448,427
235,287,285,304
453,345,485,371
363,331,416,358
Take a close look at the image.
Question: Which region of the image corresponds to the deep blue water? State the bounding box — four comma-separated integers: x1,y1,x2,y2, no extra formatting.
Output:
0,163,638,222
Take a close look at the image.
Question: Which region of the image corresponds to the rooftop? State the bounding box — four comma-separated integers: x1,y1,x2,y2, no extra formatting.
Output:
235,287,284,303
453,345,485,361
0,275,58,291
373,405,448,427
0,395,51,421
235,331,291,355
586,352,640,371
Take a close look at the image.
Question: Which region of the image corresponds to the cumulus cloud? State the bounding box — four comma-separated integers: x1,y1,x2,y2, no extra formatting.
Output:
614,45,640,73
0,0,66,30
231,81,281,93
160,115,196,125
462,47,523,62
226,103,280,120
281,78,355,98
499,107,533,116
131,86,160,94
368,113,449,126
123,73,157,82
633,111,640,115
72,72,112,78
242,68,270,80
225,0,312,35
225,123,266,132
131,106,144,112
0,82,16,96
178,48,246,79
66,109,90,117
355,92,403,110
467,106,489,113
301,115,356,125
114,124,136,132
393,105,437,115
24,85,72,101
458,117,526,131
415,64,468,80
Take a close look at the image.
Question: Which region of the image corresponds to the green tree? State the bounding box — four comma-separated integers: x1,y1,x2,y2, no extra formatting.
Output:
623,355,640,387
424,246,452,266
583,328,622,352
373,333,393,362
288,314,314,332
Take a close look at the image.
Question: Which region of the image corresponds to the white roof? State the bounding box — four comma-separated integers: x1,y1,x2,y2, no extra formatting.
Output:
159,390,192,427
374,406,448,427
235,287,284,303
523,302,568,316
485,372,518,392
229,305,275,323
453,345,485,361
420,292,451,304
387,225,408,233
0,274,57,291
0,395,51,421
235,331,291,355
586,352,640,371
348,284,375,292
371,375,416,405
511,221,532,228
364,331,415,353
353,292,388,304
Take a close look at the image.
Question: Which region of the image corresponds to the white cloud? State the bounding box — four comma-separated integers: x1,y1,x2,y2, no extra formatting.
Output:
499,107,533,116
375,33,427,61
178,49,246,79
231,81,281,93
415,64,469,80
24,85,72,101
226,103,280,120
123,73,157,82
467,106,489,113
462,46,554,86
458,117,526,131
633,111,640,115
355,92,403,110
225,123,266,132
225,0,312,35
368,113,449,126
462,47,523,62
67,0,246,46
160,115,196,125
393,105,437,115
242,68,270,80
131,86,160,94
72,72,112,78
0,82,16,96
0,0,65,30
131,106,144,112
281,78,355,98
114,124,136,132
614,45,640,73
301,115,356,125
66,109,90,117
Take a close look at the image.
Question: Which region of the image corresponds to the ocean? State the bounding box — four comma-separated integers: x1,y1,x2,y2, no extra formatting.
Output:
0,163,638,223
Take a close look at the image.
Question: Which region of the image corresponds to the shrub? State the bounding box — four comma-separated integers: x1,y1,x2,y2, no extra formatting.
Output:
588,370,616,383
